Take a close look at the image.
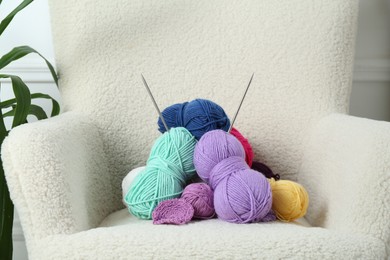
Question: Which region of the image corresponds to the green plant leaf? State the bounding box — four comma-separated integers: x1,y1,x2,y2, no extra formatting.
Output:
0,82,7,138
0,46,58,86
3,104,48,120
0,0,33,36
0,160,14,260
0,93,60,116
31,93,60,116
0,89,10,251
1,106,15,118
0,114,7,137
0,74,31,127
0,98,13,257
0,99,15,109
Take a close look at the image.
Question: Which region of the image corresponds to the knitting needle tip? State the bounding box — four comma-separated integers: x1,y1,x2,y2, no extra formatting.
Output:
141,74,170,132
228,73,254,133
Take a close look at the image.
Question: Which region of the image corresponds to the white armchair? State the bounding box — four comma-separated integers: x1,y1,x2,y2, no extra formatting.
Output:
2,0,389,259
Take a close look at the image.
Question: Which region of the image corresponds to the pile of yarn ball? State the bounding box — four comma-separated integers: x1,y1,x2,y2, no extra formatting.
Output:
194,130,273,223
124,127,197,219
123,97,309,224
158,99,230,140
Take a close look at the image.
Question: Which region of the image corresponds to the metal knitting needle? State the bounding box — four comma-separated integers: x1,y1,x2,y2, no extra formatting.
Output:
141,74,170,132
228,73,254,133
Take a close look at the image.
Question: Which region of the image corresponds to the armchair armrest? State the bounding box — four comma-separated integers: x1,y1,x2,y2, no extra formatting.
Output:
2,112,114,242
299,113,390,252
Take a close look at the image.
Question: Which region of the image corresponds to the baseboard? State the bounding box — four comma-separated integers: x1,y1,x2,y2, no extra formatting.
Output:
1,59,55,83
13,215,25,241
353,59,390,82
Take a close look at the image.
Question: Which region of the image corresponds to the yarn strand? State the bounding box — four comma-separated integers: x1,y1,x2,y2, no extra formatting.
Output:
125,127,197,219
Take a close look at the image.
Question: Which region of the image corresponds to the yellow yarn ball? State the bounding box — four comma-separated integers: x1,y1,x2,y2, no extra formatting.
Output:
268,179,309,222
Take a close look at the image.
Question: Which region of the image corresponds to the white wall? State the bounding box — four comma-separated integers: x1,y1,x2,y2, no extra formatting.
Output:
350,0,390,121
0,0,389,259
0,0,54,60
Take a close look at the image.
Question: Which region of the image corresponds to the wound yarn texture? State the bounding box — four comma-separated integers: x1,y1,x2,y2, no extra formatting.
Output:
122,166,146,201
125,127,197,219
158,99,230,140
194,130,245,184
194,130,273,223
230,127,254,167
181,183,215,219
269,178,309,222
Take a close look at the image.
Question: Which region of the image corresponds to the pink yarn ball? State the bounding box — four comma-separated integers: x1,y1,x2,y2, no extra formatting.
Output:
230,128,254,167
181,183,215,219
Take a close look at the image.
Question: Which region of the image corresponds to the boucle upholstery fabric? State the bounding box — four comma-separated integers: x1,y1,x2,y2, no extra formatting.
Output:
2,113,114,246
48,0,358,207
299,113,390,257
33,209,386,259
3,0,389,259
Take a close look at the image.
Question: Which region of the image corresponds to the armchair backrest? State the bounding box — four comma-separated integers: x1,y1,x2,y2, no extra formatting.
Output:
48,0,358,206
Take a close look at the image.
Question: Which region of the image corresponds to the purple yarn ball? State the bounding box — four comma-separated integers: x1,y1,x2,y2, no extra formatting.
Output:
212,158,272,223
194,130,273,224
194,130,245,183
181,183,215,219
208,156,248,189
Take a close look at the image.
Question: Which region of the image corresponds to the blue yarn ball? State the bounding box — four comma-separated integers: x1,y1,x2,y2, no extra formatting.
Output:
158,99,230,140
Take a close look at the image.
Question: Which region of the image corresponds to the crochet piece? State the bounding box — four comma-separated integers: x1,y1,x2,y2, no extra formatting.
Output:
152,199,194,225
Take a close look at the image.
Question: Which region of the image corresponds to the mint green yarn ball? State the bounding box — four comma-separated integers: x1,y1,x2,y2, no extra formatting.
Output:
125,127,197,219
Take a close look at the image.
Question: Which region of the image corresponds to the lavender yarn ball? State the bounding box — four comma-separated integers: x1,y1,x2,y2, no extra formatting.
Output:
194,130,273,224
194,130,245,183
181,183,215,219
211,156,272,223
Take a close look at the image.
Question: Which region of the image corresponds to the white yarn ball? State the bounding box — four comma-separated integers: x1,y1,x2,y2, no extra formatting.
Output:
122,166,146,205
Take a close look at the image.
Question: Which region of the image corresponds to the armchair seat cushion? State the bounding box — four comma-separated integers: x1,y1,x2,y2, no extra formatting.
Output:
35,209,386,259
